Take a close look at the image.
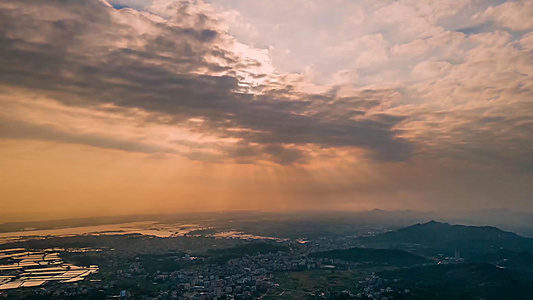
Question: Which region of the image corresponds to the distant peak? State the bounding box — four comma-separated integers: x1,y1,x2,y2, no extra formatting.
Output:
421,220,449,226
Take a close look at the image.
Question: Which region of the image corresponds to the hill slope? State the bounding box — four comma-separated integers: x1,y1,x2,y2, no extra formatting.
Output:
310,247,430,266
379,263,533,300
469,249,533,272
359,221,533,257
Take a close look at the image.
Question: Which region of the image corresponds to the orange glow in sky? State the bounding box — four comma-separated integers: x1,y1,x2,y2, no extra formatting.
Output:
1,0,532,221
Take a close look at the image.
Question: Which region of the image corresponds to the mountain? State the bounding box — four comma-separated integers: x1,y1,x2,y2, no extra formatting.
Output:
359,221,533,258
310,247,430,266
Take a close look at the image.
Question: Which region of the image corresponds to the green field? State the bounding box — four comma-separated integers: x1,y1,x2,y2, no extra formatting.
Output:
266,267,391,299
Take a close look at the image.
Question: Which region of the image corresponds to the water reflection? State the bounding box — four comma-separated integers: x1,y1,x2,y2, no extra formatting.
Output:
209,231,288,241
0,248,98,290
0,222,207,244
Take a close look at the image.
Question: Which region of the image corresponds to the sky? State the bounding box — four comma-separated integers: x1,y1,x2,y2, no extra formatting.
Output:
0,0,532,222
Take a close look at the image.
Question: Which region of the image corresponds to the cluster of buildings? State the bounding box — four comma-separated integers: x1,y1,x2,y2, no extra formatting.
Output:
353,274,412,300
135,250,322,299
1,232,418,300
308,274,412,300
1,246,323,299
354,274,395,299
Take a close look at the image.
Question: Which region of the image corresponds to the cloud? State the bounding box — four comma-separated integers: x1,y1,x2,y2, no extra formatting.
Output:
0,114,175,154
0,0,414,165
412,60,453,79
476,1,533,31
0,0,532,171
1,0,533,215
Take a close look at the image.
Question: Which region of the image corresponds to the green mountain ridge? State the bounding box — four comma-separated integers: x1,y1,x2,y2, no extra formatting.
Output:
310,247,430,266
359,221,533,258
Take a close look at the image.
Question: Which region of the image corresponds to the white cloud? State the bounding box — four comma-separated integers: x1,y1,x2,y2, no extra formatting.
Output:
412,60,452,79
477,1,533,31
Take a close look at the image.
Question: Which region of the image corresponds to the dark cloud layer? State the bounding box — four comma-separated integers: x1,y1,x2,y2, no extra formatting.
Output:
0,0,413,164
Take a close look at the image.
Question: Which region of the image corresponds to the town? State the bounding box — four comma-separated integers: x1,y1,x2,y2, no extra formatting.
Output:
1,233,416,300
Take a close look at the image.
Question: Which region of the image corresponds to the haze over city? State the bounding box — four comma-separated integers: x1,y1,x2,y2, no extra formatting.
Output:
1,0,533,222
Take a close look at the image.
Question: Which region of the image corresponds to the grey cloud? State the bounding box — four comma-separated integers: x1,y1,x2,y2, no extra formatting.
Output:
262,144,307,165
0,0,414,164
409,100,533,172
218,142,308,165
0,116,175,154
